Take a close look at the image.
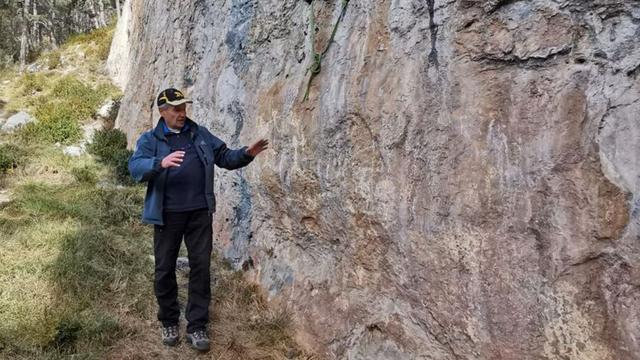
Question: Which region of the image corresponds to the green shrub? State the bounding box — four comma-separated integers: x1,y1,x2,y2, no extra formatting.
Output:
88,128,133,184
18,75,119,144
113,149,134,184
20,73,47,95
71,165,97,185
67,25,115,63
66,26,114,46
51,76,103,120
88,128,126,160
21,103,82,144
87,37,112,61
0,144,26,173
47,51,62,69
96,83,122,103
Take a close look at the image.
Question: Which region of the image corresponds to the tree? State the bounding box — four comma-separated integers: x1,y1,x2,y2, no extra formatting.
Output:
19,0,29,72
0,0,120,69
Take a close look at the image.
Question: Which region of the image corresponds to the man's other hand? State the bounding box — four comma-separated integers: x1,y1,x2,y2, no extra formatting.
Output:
246,139,269,157
161,151,185,168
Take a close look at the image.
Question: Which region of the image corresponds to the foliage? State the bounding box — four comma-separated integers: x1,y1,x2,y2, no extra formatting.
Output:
67,24,115,46
19,73,48,95
0,143,26,173
21,103,82,144
18,75,118,144
88,128,132,184
87,128,127,161
71,165,98,185
46,50,62,69
51,76,106,118
71,24,115,61
0,0,121,69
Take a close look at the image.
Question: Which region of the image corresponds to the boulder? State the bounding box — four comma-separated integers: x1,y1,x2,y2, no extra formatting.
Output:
1,111,33,133
63,146,84,157
96,99,116,120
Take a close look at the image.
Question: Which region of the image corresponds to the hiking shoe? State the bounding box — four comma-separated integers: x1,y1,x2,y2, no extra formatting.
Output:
186,329,210,351
161,325,179,346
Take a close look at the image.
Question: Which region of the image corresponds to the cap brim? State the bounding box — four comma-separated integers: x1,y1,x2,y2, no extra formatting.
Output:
165,99,193,106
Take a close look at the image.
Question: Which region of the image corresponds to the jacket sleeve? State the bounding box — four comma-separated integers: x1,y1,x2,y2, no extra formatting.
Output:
128,132,164,182
210,134,254,170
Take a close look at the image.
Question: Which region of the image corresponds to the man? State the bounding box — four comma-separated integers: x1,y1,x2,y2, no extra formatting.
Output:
128,88,268,351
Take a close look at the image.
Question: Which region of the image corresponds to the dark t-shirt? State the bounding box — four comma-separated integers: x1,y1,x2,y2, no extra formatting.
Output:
164,131,208,212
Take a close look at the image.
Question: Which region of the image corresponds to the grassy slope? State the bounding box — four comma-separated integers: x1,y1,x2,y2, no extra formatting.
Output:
0,25,315,360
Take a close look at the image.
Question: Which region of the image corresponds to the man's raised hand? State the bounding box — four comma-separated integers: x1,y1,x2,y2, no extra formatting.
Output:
161,151,185,168
246,139,269,157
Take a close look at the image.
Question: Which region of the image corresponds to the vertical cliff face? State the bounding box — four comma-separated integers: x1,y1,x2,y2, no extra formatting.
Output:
110,0,640,358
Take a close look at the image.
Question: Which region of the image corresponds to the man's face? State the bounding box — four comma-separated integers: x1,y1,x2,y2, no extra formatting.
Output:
159,103,187,129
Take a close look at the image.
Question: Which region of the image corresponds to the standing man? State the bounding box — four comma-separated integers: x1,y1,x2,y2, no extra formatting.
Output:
128,88,268,352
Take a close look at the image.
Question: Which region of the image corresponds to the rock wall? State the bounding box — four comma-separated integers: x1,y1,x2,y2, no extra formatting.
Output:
109,0,640,358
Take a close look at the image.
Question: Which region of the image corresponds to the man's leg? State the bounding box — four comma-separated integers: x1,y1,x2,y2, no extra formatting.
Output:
154,211,188,327
183,208,213,333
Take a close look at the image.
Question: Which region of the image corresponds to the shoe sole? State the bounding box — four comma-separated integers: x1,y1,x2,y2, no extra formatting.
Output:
186,336,210,351
162,337,179,347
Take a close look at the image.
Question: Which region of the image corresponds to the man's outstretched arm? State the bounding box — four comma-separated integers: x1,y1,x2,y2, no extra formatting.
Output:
212,136,269,170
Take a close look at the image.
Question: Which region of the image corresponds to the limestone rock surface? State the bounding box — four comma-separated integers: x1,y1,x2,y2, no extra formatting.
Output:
109,0,640,359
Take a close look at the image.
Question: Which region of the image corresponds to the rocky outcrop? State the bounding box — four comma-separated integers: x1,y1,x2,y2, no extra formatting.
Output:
109,0,640,358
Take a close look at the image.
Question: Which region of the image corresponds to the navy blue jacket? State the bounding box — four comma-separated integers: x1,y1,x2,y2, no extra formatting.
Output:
128,117,254,225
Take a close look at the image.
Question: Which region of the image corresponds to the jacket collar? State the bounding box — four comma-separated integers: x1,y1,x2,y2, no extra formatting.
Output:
153,117,199,141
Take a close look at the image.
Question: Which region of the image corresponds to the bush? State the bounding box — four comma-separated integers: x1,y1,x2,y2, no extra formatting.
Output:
0,143,26,173
97,41,111,60
47,51,62,69
51,76,104,120
113,148,134,184
18,76,119,144
68,25,114,62
88,128,133,184
67,26,114,47
20,73,47,95
88,128,127,160
22,103,82,144
71,165,97,185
